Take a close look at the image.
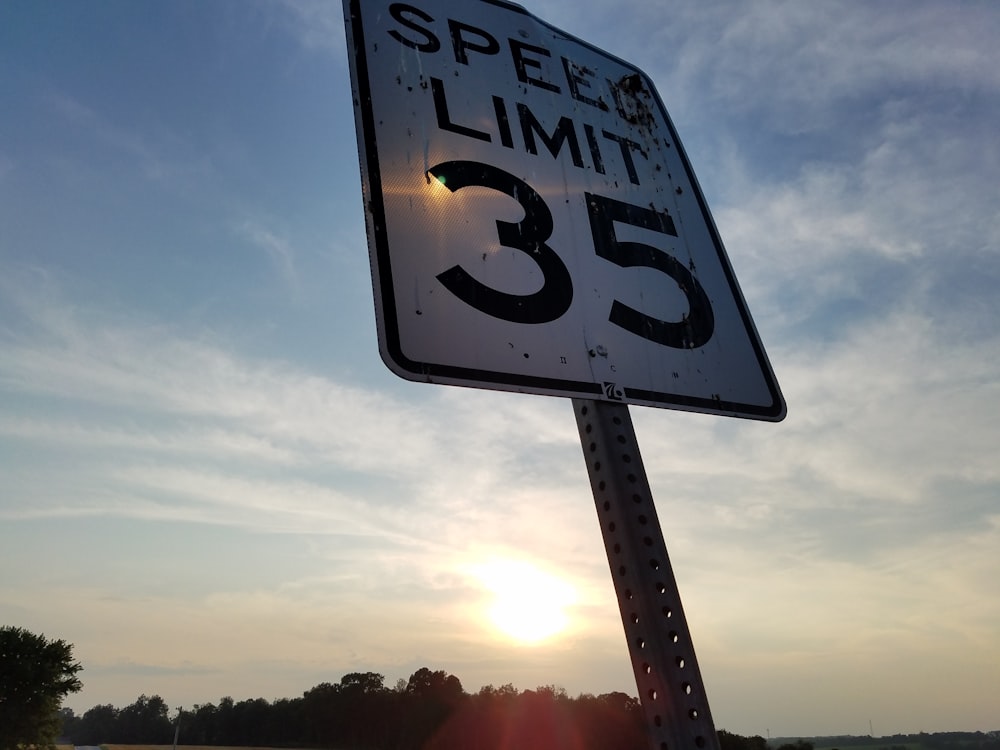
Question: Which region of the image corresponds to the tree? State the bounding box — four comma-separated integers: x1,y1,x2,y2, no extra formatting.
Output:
720,730,770,750
405,667,464,702
0,626,83,750
340,671,387,695
75,705,118,745
398,668,467,749
117,694,172,743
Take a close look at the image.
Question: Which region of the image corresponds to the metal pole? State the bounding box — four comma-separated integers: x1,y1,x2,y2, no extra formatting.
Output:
573,398,720,750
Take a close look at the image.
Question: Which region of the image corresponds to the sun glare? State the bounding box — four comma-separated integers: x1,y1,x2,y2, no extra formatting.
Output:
474,559,576,645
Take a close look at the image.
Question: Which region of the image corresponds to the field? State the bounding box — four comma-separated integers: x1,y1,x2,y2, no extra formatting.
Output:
99,746,329,750
102,746,311,750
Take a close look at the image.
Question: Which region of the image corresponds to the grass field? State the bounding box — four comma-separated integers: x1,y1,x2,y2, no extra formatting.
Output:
102,746,310,750
100,746,328,750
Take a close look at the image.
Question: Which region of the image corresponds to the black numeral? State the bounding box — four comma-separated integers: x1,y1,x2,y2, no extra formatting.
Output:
586,193,714,348
428,161,573,324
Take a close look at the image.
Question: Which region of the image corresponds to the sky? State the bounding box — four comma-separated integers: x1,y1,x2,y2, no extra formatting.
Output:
1,0,999,739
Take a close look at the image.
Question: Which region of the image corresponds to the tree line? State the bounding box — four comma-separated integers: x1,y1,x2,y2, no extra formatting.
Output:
770,735,1000,750
12,626,995,750
61,669,658,750
6,626,766,750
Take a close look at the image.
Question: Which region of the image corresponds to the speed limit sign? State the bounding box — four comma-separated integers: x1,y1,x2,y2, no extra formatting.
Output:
344,0,785,420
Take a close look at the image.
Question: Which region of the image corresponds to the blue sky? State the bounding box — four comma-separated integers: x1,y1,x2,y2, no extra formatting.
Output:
2,0,999,738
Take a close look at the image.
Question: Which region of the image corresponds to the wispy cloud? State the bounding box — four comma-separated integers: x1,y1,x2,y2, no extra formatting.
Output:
0,418,300,466
43,91,214,186
272,0,347,60
0,268,587,546
237,220,300,291
608,2,1000,129
0,152,13,182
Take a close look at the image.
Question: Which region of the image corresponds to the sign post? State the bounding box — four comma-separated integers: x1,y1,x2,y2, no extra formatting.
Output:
343,2,785,748
574,398,719,750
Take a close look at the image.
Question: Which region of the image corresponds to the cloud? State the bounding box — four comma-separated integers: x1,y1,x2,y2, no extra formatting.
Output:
91,660,222,678
43,91,213,186
0,152,13,182
712,97,1000,342
611,1,1000,129
237,220,300,291
272,0,348,60
0,267,593,560
0,418,300,465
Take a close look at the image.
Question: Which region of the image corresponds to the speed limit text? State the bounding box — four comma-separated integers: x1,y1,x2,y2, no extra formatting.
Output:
386,2,653,186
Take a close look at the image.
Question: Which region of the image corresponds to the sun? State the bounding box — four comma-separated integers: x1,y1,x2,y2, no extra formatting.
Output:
473,559,575,645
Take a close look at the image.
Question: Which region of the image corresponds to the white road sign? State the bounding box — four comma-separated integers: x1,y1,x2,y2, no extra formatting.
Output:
344,0,786,420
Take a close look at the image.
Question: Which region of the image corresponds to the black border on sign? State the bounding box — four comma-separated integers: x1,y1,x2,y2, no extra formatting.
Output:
345,0,786,421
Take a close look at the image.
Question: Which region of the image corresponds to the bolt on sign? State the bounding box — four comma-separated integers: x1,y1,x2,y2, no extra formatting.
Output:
343,0,785,421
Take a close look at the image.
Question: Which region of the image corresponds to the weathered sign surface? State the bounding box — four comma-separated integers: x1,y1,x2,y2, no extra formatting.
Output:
344,0,785,420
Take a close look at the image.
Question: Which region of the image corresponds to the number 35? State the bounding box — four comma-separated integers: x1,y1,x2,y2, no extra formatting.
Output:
428,160,715,350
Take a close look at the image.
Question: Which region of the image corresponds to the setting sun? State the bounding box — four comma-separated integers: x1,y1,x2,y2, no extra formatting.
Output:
473,559,576,645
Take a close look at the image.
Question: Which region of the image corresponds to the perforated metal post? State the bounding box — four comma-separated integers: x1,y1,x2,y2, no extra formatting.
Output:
573,398,720,750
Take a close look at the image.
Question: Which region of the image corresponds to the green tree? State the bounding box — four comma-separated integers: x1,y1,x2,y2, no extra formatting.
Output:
0,626,83,750
75,704,117,745
719,730,770,750
117,694,172,743
399,668,466,749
